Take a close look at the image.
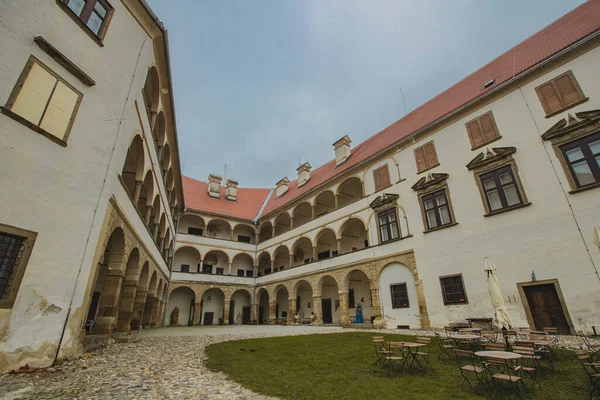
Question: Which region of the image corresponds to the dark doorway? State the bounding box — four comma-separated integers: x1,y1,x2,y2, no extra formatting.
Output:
242,307,250,324
276,303,279,323
203,312,214,326
523,284,570,335
228,300,235,325
86,291,101,329
322,298,333,324
258,306,264,324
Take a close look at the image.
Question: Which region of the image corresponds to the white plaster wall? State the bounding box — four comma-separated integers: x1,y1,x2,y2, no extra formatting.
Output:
231,254,253,276
230,290,251,324
379,263,419,329
173,247,201,273
165,288,194,326
170,272,253,285
297,286,313,319
201,289,224,325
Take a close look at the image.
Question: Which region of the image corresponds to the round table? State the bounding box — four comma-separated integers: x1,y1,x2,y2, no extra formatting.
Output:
475,350,522,360
452,334,480,340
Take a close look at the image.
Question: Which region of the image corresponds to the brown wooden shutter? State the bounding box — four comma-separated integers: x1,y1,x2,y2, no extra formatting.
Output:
466,120,484,149
424,142,438,168
373,168,383,191
414,147,427,173
537,82,562,115
479,113,498,143
380,164,391,188
555,74,581,106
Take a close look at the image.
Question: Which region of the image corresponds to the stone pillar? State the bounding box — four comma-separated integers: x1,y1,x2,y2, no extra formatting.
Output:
130,289,148,330
339,292,350,326
252,302,260,324
312,296,323,325
271,224,276,238
142,296,155,327
159,236,166,255
229,229,234,241
93,269,125,334
255,232,260,244
370,287,383,329
288,298,297,324
334,194,339,209
415,279,431,329
150,110,157,130
133,180,143,204
289,254,294,268
312,246,317,262
311,206,315,219
157,301,166,327
336,239,342,255
290,216,294,230
144,206,152,226
269,301,277,325
270,259,275,272
152,222,159,241
223,298,231,325
150,297,161,327
228,263,232,275
193,301,202,325
114,283,138,333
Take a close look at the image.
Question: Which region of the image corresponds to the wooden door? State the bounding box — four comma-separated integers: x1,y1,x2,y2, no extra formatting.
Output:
242,307,250,324
524,284,570,335
203,312,214,326
322,298,333,324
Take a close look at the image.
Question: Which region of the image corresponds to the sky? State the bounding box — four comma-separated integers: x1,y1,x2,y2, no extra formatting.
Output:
146,0,585,188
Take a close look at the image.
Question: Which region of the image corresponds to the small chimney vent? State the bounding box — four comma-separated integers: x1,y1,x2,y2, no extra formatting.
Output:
275,177,290,197
225,179,238,201
332,135,352,166
297,162,312,188
208,174,222,198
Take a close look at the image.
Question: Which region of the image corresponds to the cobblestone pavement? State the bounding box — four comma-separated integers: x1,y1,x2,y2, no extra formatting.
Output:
0,326,594,400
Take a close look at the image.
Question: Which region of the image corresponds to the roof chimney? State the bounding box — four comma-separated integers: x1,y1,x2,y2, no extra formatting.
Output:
275,177,290,197
225,179,238,201
207,174,222,198
333,135,351,166
297,162,311,188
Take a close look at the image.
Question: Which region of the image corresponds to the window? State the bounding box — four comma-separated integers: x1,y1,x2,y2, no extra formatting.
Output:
216,268,224,275
237,235,251,243
390,283,409,309
373,165,391,192
465,112,501,150
1,56,82,146
560,132,600,188
378,208,399,243
414,141,439,173
237,269,245,277
535,71,586,117
317,250,331,260
187,227,203,236
202,264,213,274
245,270,253,278
0,224,37,309
480,166,523,212
58,0,114,41
180,264,189,273
440,275,467,305
348,288,355,309
422,190,452,230
264,267,271,275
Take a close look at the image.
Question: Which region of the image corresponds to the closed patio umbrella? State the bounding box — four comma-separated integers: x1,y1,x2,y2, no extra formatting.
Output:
484,258,512,329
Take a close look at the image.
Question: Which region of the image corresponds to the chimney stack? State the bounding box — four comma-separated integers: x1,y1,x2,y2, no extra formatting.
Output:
207,174,222,198
332,135,352,166
297,162,312,188
275,177,290,197
225,179,238,201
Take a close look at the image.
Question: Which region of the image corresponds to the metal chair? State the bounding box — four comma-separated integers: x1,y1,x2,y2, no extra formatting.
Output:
384,342,405,377
485,356,524,398
576,350,600,400
372,337,392,366
579,332,600,361
484,342,506,351
435,333,454,361
481,330,498,343
453,349,487,392
512,342,542,392
414,337,432,372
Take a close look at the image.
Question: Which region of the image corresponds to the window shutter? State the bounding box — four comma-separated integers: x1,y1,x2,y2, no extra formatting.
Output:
414,147,427,173
380,164,391,188
479,113,498,143
424,142,438,168
373,168,383,191
466,120,484,149
555,74,580,106
537,82,562,115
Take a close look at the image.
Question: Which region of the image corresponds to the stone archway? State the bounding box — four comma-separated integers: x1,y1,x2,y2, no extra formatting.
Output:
274,285,289,324
200,288,225,325
256,288,269,324
319,275,340,324
114,248,141,333
229,289,252,325
293,280,313,324
166,286,196,326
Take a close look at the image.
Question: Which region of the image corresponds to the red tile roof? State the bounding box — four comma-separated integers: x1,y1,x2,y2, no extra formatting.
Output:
184,1,600,221
182,176,271,221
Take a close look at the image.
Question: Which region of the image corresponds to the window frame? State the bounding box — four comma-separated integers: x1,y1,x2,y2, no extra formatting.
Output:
373,164,391,192
1,56,83,147
465,111,502,150
56,0,115,45
390,283,410,309
559,132,600,189
420,188,455,232
179,264,190,273
0,223,37,309
414,141,439,174
479,165,524,213
377,208,400,244
348,288,355,309
535,71,588,118
439,274,468,306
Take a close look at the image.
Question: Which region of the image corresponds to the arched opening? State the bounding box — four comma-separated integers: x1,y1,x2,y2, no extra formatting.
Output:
205,219,231,240
315,228,337,260
337,177,363,208
233,224,255,244
292,237,313,267
178,214,205,236
229,289,251,325
201,288,225,325
152,280,163,326
85,227,125,334
166,286,195,326
115,248,141,332
149,195,161,232
203,249,229,275
257,288,269,324
160,143,171,174
143,66,160,127
231,253,253,278
273,245,290,272
314,191,335,217
275,285,289,324
257,252,271,276
142,272,157,327
138,170,154,222
166,167,174,196
379,262,418,329
162,228,171,260
294,280,313,323
346,270,373,325
172,204,180,225
274,213,291,236
258,222,272,243
130,262,149,330
340,218,368,254
320,275,340,324
153,110,166,149
156,214,166,248
121,135,145,201
293,202,312,227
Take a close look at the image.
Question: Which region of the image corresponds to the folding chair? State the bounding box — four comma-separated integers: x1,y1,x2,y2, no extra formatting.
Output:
517,327,531,340
414,337,432,372
543,327,559,347
579,332,600,361
512,342,542,392
576,350,600,400
384,342,405,377
485,356,525,398
453,349,486,392
481,330,498,343
435,332,454,361
531,333,554,370
372,337,392,366
444,326,454,337
484,342,506,351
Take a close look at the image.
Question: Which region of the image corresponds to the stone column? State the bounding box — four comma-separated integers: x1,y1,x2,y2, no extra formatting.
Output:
223,298,231,325
150,110,157,130
270,259,275,273
269,301,277,325
150,297,161,327
336,239,342,255
312,246,317,262
288,298,297,324
157,301,166,327
133,180,143,204
271,224,276,238
142,296,155,327
193,301,202,325
252,302,260,324
312,296,323,325
144,206,152,226
228,263,232,276
311,206,315,219
255,232,260,244
415,279,431,329
152,222,159,241
339,292,350,326
114,283,138,333
289,254,294,268
229,229,234,241
93,268,125,334
130,289,148,330
290,216,294,230
334,194,339,209
370,287,383,329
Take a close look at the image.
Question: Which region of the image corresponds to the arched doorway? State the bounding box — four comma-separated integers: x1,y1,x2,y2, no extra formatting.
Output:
275,285,289,324
320,275,340,324
201,288,225,325
346,270,373,325
229,289,251,325
379,262,419,329
339,218,368,254
294,280,313,323
257,288,269,324
114,248,141,332
142,272,157,327
130,262,149,330
166,286,196,326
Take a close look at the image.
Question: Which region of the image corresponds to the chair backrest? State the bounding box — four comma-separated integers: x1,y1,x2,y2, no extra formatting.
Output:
485,342,505,351
454,349,473,360
531,333,548,341
417,337,431,344
514,340,534,348
503,330,517,337
530,331,547,335
512,346,535,356
518,327,531,333
576,350,599,377
388,341,404,351
579,334,594,350
372,336,384,340
543,327,558,335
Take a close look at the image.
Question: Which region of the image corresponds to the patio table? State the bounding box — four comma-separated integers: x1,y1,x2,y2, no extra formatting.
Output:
400,342,428,371
475,351,522,360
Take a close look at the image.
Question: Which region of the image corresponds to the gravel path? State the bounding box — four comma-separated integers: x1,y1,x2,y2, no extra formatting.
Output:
0,326,593,399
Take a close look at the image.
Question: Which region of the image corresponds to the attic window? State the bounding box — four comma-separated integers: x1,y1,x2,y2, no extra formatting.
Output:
484,79,495,89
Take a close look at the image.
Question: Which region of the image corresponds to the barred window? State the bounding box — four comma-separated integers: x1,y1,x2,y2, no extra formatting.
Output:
0,224,36,309
390,283,409,309
440,275,467,305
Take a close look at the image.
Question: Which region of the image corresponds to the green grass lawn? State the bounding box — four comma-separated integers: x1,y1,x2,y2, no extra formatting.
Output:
205,332,588,399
